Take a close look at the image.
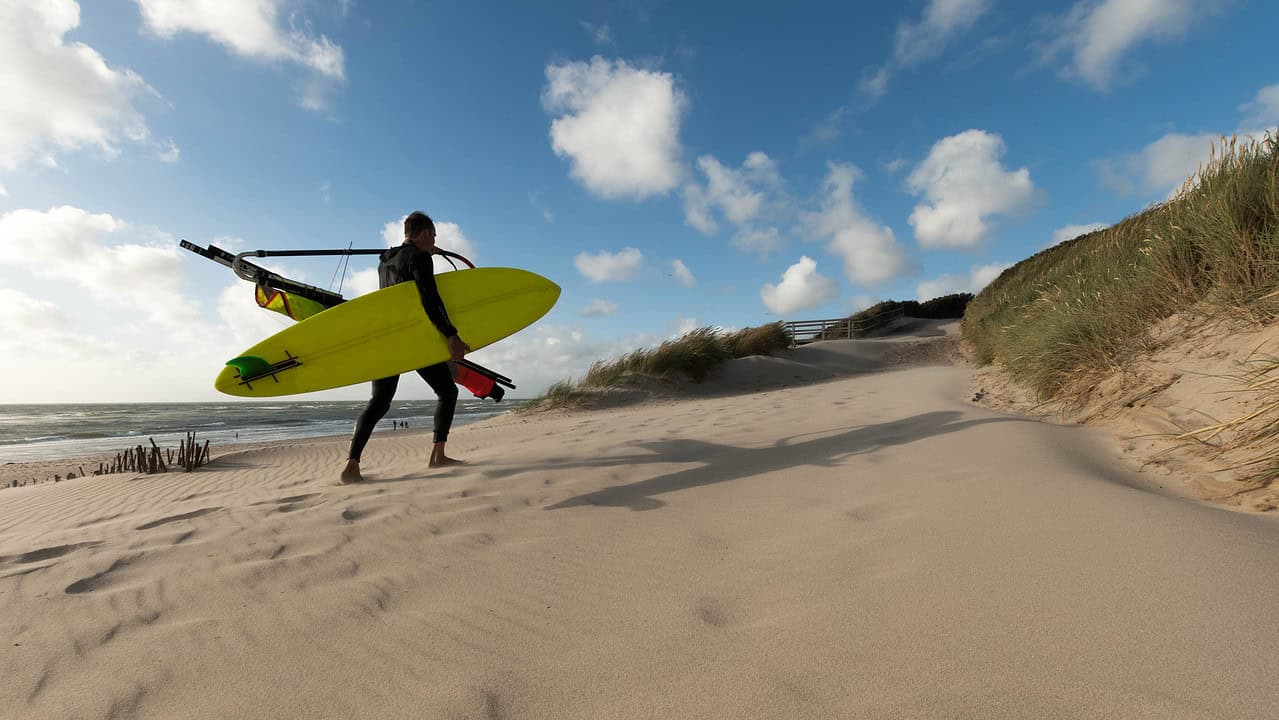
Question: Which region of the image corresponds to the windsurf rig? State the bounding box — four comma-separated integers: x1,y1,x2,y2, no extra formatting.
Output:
181,240,514,401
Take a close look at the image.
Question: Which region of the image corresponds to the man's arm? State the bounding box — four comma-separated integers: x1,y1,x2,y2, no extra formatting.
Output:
410,251,459,340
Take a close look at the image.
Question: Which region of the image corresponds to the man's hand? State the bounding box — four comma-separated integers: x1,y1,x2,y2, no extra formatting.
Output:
447,335,470,361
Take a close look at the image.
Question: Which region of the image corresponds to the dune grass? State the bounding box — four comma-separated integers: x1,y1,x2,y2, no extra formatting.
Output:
962,131,1279,485
528,322,792,409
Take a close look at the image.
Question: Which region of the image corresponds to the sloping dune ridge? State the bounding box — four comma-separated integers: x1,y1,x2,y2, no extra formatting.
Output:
2,322,1278,719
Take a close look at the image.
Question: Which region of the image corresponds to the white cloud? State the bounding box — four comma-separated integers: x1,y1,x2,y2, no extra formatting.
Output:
799,106,848,150
1049,222,1107,247
543,57,686,200
1098,84,1279,199
907,129,1034,249
862,0,991,98
860,66,891,100
882,157,907,174
135,0,345,109
760,256,838,315
670,259,695,287
915,262,1011,300
580,21,613,45
574,247,643,283
136,0,344,78
0,0,154,171
0,288,74,335
0,206,199,326
683,152,781,232
157,138,180,163
1240,84,1279,131
0,209,305,402
581,299,618,317
345,268,380,298
732,227,784,257
894,0,992,65
684,152,790,258
1038,0,1217,92
806,162,909,285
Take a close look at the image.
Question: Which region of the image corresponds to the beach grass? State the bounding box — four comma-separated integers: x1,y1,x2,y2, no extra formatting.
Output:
528,322,792,408
962,130,1279,484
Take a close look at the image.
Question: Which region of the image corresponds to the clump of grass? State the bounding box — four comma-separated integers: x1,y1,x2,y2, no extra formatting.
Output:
964,131,1279,400
526,321,791,407
721,322,792,357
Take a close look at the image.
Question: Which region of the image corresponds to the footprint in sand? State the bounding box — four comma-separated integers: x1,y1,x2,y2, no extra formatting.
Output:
135,507,222,530
695,597,728,628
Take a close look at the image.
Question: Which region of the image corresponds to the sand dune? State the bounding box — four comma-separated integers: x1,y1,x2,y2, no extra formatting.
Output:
3,336,1278,718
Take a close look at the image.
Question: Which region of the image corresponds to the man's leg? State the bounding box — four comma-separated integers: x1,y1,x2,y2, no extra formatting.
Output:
341,375,400,483
417,362,461,466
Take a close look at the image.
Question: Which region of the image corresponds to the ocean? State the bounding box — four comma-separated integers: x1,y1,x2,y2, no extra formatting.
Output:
0,399,524,464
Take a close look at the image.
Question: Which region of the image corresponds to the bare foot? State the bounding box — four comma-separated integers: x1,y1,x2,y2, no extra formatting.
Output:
428,455,464,468
340,461,364,484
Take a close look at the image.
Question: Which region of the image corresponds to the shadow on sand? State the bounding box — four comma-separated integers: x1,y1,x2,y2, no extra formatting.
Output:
540,410,1025,511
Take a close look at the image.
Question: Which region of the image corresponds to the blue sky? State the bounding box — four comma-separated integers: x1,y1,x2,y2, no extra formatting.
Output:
2,0,1278,402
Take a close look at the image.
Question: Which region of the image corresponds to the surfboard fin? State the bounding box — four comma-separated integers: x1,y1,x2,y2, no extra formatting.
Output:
227,352,303,387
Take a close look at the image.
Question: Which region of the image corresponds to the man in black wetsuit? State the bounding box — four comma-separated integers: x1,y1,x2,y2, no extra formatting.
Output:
340,211,470,484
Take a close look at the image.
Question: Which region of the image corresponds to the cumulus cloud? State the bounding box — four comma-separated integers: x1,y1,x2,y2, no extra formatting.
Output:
543,57,686,200
915,262,1011,300
670,259,695,287
135,0,345,109
907,129,1034,249
0,0,154,171
345,268,380,298
0,206,201,326
805,162,909,285
760,256,839,315
861,0,991,99
1038,0,1219,92
1049,222,1107,247
0,288,74,335
0,208,295,402
574,247,643,283
1098,84,1279,199
682,153,789,257
581,299,618,317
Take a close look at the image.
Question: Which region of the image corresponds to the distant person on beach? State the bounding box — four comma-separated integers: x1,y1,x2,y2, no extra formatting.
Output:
340,212,470,484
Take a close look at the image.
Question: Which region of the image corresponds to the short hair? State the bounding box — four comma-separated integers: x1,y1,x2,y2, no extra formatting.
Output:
404,211,435,239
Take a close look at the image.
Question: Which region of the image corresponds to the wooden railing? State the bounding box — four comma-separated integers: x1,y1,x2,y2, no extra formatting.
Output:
783,306,906,346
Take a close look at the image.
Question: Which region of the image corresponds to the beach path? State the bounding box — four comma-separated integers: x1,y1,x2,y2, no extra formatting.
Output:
2,363,1277,719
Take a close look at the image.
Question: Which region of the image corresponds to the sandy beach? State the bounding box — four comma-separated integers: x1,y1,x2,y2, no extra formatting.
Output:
3,326,1278,719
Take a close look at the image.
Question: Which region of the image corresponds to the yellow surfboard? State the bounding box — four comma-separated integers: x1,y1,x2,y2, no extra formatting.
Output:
216,267,559,397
